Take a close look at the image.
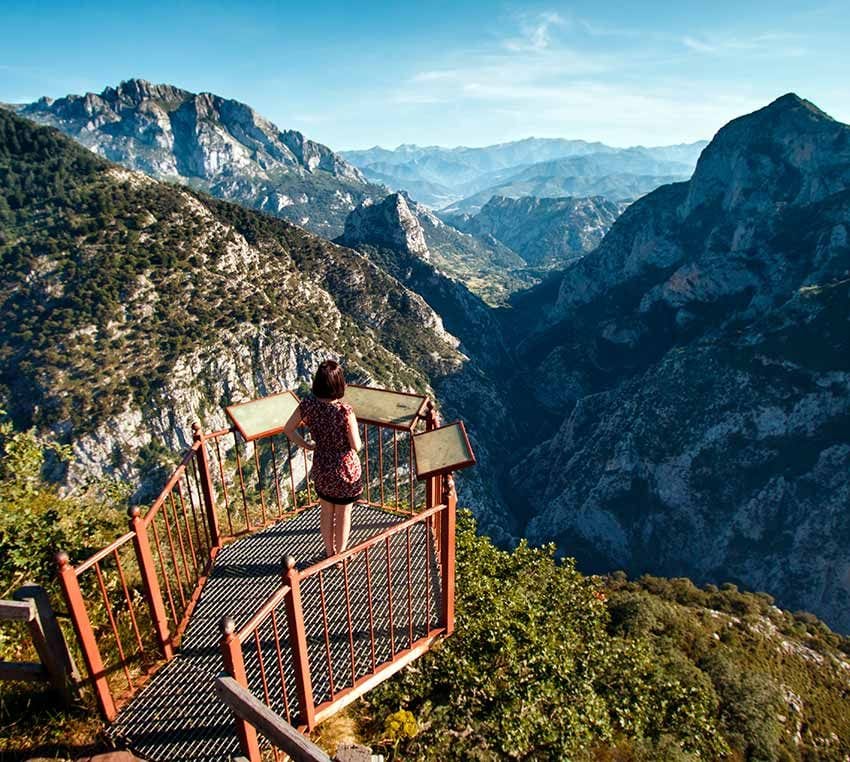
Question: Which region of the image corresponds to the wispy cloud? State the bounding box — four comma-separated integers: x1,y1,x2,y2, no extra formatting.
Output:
503,11,567,52
682,31,807,57
375,7,825,147
397,11,635,110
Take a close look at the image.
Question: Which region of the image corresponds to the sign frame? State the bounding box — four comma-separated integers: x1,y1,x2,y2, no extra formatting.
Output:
225,390,302,442
344,384,429,432
412,420,476,480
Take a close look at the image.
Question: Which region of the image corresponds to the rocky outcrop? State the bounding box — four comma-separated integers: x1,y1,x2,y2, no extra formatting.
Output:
342,192,530,304
341,194,430,258
508,94,850,631
15,79,382,236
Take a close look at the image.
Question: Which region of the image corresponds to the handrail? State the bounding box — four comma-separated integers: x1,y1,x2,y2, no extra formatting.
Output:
0,585,77,706
143,443,200,523
234,501,445,644
73,532,137,575
299,502,445,579
56,396,454,731
215,675,332,762
226,490,451,743
205,426,235,440
0,599,35,621
236,585,292,644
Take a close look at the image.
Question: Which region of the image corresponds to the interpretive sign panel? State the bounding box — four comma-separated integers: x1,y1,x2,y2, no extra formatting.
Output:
413,421,476,480
343,385,428,431
226,391,301,442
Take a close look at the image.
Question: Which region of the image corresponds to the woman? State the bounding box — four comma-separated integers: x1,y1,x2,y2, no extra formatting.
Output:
283,360,363,559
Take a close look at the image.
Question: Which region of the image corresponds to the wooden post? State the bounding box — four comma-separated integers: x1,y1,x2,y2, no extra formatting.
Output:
440,474,457,636
56,552,117,721
129,506,173,659
193,421,221,549
220,616,261,762
283,556,316,730
14,583,78,704
216,675,333,762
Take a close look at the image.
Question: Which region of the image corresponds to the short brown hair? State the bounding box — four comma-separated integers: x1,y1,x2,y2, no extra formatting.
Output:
312,360,346,399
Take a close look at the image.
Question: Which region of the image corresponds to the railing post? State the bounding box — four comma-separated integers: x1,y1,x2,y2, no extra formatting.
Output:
440,474,457,636
283,555,316,730
193,421,221,549
56,552,117,721
220,616,261,762
129,506,174,659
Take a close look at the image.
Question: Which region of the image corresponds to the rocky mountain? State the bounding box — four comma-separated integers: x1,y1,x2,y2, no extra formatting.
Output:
0,108,466,498
444,195,628,269
343,138,707,209
6,86,850,636
12,79,384,237
503,94,850,632
342,192,532,304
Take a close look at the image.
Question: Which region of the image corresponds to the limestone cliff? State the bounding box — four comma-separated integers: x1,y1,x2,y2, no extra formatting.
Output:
508,94,850,631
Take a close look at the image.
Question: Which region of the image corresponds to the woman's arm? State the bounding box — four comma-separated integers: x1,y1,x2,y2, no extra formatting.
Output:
346,410,362,452
283,403,315,450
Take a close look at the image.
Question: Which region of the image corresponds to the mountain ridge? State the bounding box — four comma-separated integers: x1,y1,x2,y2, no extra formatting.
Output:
343,137,707,209
0,108,464,493
12,79,384,237
444,194,627,269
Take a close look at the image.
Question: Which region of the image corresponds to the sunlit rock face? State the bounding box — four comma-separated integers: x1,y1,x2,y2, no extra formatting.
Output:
16,79,382,237
341,193,430,259
509,94,850,632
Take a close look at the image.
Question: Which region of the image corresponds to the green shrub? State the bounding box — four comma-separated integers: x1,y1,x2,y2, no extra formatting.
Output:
360,512,727,760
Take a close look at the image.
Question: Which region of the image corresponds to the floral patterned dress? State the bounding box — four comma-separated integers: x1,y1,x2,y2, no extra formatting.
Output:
300,396,363,503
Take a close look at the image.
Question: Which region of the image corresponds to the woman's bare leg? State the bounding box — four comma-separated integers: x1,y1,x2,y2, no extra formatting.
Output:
333,502,353,554
319,499,335,557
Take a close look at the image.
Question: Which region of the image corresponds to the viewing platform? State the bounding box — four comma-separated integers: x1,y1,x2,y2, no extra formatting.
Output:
53,385,474,761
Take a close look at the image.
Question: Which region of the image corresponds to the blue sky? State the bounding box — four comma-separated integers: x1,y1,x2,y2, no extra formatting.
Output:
2,1,848,151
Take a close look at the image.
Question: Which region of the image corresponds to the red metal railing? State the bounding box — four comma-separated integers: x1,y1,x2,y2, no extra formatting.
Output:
56,431,219,719
56,391,453,733
202,418,427,541
220,476,457,762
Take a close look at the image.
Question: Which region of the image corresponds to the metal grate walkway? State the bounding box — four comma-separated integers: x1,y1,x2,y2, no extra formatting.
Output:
108,504,441,761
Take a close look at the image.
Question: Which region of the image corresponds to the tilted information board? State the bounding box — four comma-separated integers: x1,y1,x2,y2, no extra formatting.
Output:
225,390,301,442
412,421,476,480
343,385,428,431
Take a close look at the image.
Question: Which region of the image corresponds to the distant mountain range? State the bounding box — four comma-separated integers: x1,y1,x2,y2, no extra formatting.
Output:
342,138,707,210
6,80,629,302
11,79,384,237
